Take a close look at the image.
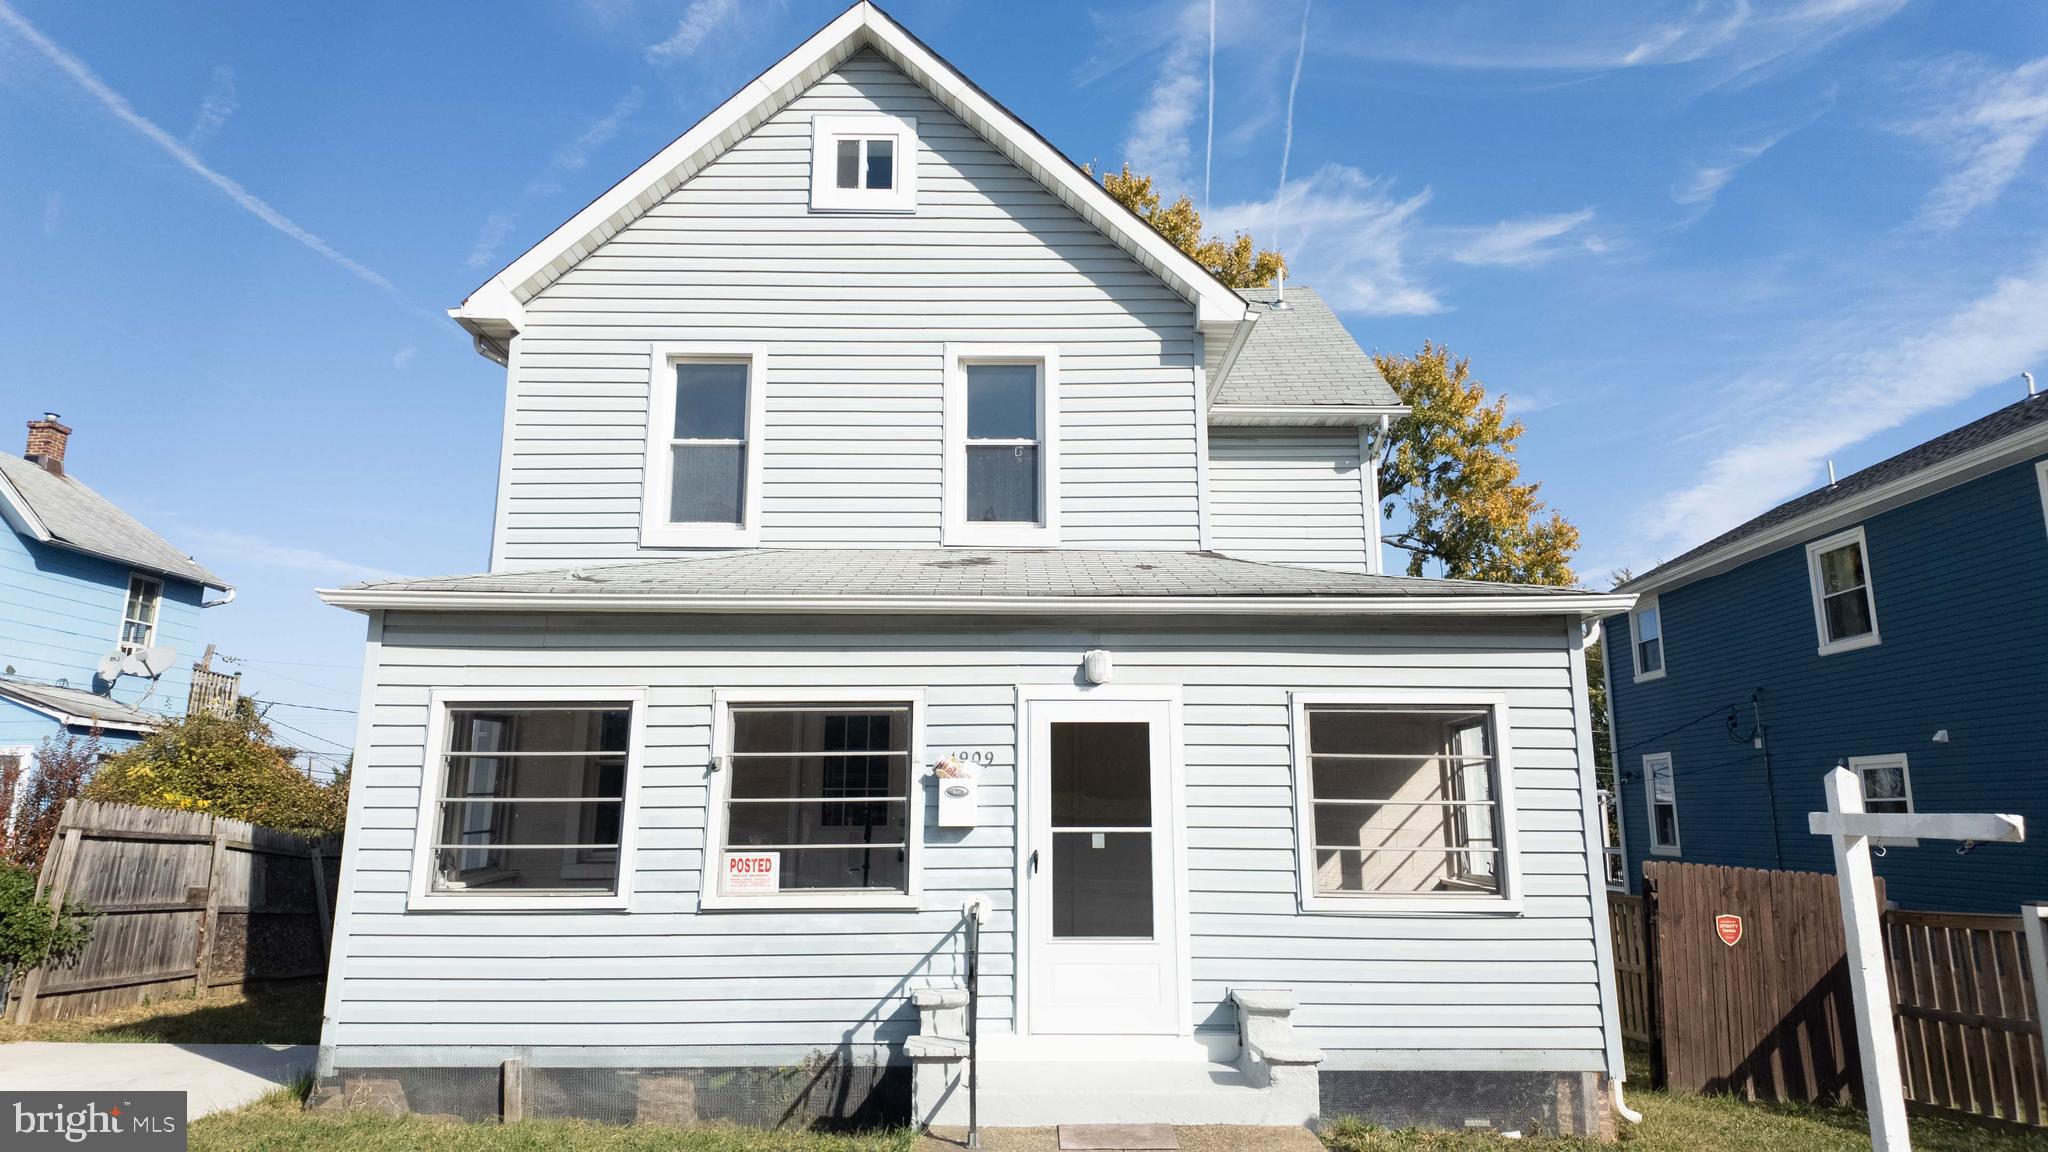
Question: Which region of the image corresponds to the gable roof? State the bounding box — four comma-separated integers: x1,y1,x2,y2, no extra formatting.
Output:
453,1,1248,359
0,676,166,735
1208,287,1404,424
1623,393,2048,597
0,453,225,589
320,547,1627,618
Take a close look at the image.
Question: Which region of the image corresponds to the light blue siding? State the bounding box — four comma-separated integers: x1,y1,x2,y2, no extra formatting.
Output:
1606,452,2048,913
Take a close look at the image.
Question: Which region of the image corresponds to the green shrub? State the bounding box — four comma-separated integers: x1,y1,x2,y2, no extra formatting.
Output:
0,857,95,994
87,707,347,838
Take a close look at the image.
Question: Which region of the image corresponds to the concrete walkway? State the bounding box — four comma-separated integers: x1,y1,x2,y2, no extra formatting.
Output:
0,1043,313,1120
922,1127,1325,1152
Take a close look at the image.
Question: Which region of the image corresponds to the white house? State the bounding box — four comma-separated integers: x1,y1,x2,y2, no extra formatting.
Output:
313,2,1633,1134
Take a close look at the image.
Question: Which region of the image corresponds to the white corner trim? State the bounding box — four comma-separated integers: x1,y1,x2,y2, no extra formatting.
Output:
1805,525,1881,657
640,343,768,549
941,344,1061,547
1629,594,1666,684
1193,360,1214,551
699,687,926,912
809,113,917,212
2036,460,2048,540
0,467,52,543
1287,688,1524,916
407,687,648,913
1643,752,1680,857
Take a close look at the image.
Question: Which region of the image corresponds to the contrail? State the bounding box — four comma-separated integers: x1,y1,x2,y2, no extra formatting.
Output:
0,1,409,303
1204,0,1216,212
1272,0,1312,247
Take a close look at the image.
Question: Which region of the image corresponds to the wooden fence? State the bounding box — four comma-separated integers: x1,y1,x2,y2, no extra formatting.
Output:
6,799,338,1023
1607,892,1651,1043
1885,909,2046,1129
1642,861,1871,1104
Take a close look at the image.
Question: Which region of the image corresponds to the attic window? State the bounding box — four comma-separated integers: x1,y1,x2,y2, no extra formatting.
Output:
811,115,917,212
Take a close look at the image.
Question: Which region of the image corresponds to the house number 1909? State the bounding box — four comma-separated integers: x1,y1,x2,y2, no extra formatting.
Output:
951,750,996,766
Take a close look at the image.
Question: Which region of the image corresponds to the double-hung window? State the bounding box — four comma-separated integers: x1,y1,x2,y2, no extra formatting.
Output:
413,690,644,910
119,574,162,653
1805,526,1880,655
1630,595,1665,681
641,346,766,548
1850,752,1916,847
704,692,923,910
1290,691,1520,913
1644,752,1680,856
944,346,1060,546
810,114,917,212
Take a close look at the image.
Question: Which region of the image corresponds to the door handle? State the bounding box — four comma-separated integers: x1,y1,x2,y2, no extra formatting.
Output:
1029,849,1039,875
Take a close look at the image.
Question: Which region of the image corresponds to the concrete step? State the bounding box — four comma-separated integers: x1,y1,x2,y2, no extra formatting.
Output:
931,1059,1311,1127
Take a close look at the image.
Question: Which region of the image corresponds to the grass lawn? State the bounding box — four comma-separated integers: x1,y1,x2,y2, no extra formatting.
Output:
0,979,324,1044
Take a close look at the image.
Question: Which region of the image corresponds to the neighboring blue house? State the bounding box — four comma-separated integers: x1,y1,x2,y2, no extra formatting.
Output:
1602,391,2048,913
0,415,231,775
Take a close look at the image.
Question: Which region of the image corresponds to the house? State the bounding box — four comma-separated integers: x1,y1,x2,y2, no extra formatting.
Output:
1602,390,2048,913
311,3,1633,1134
0,414,231,775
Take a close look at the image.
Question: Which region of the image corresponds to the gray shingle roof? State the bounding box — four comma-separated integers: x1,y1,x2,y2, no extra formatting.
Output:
1214,287,1400,409
0,453,225,588
342,548,1588,601
1631,393,2048,589
0,677,167,734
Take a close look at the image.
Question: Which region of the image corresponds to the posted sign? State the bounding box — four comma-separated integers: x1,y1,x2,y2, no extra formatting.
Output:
724,852,780,895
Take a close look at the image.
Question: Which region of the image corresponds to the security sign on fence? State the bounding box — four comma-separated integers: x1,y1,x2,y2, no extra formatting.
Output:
1715,913,1743,947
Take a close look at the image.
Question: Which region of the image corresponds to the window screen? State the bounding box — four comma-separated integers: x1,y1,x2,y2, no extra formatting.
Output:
432,706,631,895
964,362,1040,523
668,361,749,525
722,705,912,895
1303,705,1504,897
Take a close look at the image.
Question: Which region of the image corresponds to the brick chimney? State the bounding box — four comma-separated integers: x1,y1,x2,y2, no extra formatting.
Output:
25,413,70,476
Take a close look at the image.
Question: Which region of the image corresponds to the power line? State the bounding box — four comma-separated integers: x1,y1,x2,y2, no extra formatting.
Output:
263,714,353,754
257,699,357,716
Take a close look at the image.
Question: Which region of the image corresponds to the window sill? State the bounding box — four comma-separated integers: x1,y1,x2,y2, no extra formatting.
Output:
1300,893,1522,916
407,891,630,912
640,522,760,549
1817,632,1880,657
698,890,920,912
943,524,1059,548
1648,845,1682,858
1632,668,1667,684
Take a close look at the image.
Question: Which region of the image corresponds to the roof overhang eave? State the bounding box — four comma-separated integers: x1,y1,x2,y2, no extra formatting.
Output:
0,690,160,736
1208,404,1409,428
319,587,1635,619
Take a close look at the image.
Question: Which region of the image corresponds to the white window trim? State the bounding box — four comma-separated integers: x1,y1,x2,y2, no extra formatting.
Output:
2036,460,2048,539
701,687,926,912
1805,525,1881,656
1643,752,1680,857
1849,752,1918,848
942,344,1061,547
640,343,767,549
408,687,648,912
1630,594,1666,683
809,114,918,213
1288,689,1523,915
119,572,163,653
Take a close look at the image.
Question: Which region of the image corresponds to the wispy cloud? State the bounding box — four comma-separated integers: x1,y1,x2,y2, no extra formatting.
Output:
1901,55,2048,231
1212,165,1440,315
1673,89,1834,217
392,346,417,371
550,88,643,175
1121,1,1208,193
181,528,406,585
1643,246,2048,554
1446,209,1598,268
1270,0,1311,247
647,0,740,63
468,88,643,271
186,64,237,149
466,211,519,269
0,2,406,301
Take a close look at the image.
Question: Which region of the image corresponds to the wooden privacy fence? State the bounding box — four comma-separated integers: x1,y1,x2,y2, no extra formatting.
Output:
6,799,339,1023
1642,861,1872,1105
1885,909,2046,1129
1607,892,1651,1043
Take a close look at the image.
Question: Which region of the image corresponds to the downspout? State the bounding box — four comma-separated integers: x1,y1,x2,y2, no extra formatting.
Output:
201,587,236,609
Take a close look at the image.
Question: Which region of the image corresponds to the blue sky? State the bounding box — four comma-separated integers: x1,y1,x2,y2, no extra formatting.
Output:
3,0,2046,760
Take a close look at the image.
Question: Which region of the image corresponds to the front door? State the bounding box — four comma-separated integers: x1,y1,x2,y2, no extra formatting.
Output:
1025,696,1181,1036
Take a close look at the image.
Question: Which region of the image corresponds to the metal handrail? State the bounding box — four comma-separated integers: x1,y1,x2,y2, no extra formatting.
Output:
965,901,983,1149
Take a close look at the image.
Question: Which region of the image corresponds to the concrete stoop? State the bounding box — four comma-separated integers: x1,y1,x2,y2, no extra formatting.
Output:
911,990,1322,1128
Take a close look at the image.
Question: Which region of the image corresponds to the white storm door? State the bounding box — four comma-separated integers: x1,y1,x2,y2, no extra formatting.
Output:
1025,698,1180,1036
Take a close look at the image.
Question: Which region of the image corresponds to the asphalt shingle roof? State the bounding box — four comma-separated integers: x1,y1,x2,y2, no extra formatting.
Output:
1214,287,1400,409
0,453,225,588
0,677,166,733
344,548,1588,601
1632,393,2048,588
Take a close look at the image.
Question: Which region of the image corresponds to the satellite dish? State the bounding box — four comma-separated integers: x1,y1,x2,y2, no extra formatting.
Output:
96,653,124,683
120,651,150,678
139,645,177,678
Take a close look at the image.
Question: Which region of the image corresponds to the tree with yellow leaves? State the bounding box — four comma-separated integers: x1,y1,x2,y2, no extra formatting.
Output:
1374,343,1581,586
1092,164,1284,289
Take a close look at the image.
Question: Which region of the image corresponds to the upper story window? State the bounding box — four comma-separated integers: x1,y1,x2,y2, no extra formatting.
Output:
943,345,1060,547
1805,526,1880,655
119,574,162,653
810,114,917,213
1644,752,1680,856
641,345,766,549
1630,595,1665,682
1851,752,1916,848
412,690,645,911
1289,691,1522,914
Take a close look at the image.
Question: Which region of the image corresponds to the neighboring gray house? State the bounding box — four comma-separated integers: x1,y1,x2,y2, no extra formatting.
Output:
313,3,1631,1135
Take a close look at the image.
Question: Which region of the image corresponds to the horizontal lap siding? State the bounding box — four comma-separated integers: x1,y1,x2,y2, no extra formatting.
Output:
1207,428,1369,571
498,50,1198,568
327,614,1603,1071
